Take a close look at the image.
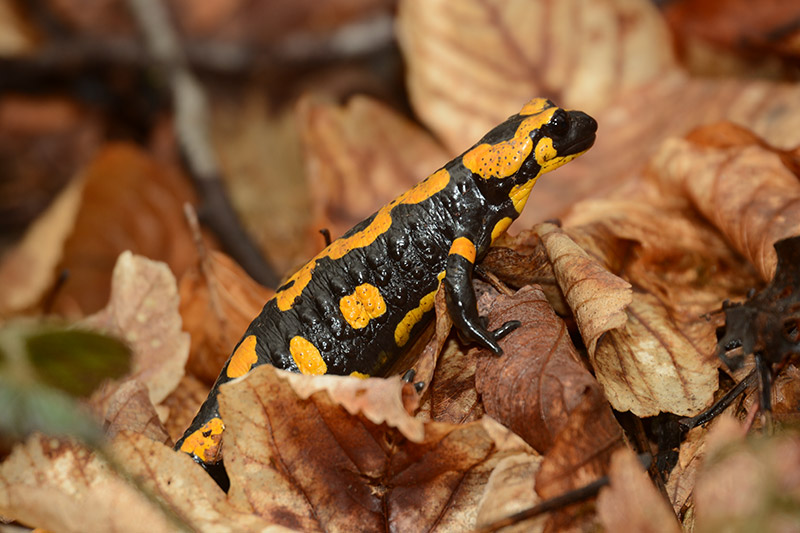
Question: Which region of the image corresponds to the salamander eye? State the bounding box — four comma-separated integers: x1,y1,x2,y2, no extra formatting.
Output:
548,110,569,136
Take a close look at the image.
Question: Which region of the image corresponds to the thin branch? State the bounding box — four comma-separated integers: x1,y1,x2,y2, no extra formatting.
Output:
125,0,278,287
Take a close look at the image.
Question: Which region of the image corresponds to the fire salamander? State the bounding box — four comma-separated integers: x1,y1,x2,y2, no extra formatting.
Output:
175,98,597,488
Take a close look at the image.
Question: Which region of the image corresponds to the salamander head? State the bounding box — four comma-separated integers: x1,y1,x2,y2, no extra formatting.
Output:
461,98,597,201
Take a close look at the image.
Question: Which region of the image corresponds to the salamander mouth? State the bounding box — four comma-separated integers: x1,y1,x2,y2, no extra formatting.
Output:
561,132,596,156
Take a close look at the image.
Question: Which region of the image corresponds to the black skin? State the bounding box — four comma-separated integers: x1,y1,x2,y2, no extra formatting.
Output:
175,101,597,487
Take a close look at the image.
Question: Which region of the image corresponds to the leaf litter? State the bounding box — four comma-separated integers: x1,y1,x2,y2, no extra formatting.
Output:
2,0,800,531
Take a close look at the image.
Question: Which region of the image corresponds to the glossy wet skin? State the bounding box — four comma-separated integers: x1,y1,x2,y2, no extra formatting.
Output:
175,98,597,489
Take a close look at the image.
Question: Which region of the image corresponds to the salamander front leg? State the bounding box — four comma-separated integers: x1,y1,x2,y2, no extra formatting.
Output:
443,237,520,355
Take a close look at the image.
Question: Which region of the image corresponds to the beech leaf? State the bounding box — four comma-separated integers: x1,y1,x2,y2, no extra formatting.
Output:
537,223,718,416
85,251,189,406
220,365,531,531
651,130,800,281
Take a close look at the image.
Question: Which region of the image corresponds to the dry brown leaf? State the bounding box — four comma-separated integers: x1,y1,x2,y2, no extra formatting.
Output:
179,249,274,384
597,448,681,533
694,417,800,533
564,194,760,321
99,379,171,443
0,430,289,532
299,95,447,240
474,284,617,452
475,453,545,533
220,365,530,531
50,144,199,316
421,338,485,425
536,222,632,355
0,435,176,533
593,291,718,417
396,0,674,154
161,374,210,444
651,132,800,281
534,382,623,499
537,222,719,416
0,176,84,316
85,251,189,406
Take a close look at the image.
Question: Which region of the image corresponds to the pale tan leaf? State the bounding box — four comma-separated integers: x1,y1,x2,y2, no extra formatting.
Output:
396,0,674,154
597,448,681,533
536,222,632,354
299,94,447,239
0,435,175,533
475,453,545,533
537,222,719,416
85,251,189,405
651,136,800,281
282,372,425,442
593,291,718,417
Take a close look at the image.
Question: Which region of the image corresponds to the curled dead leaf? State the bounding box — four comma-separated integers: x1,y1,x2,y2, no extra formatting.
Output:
536,222,632,355
85,252,189,406
650,130,800,281
537,223,718,417
219,364,530,531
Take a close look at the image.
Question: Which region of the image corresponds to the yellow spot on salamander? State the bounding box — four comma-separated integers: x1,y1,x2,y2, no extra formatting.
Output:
449,237,476,263
275,168,451,311
180,417,224,463
462,103,556,180
290,336,327,375
519,98,552,116
340,283,387,329
509,178,539,214
350,371,369,379
534,137,557,169
491,217,513,242
394,271,446,347
226,334,258,378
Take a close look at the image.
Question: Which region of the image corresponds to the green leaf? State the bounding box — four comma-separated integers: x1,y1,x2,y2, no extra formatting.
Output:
0,377,103,446
25,329,131,397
